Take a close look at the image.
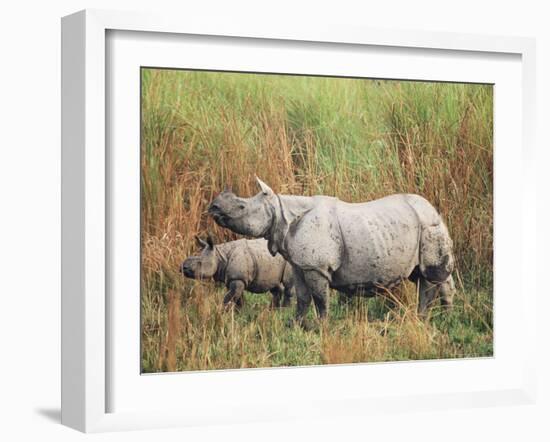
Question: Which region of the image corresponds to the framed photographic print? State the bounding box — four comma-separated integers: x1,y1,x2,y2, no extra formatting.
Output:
61,9,537,432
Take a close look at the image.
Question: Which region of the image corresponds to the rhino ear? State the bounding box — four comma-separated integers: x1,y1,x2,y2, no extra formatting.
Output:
255,176,274,196
195,236,208,248
206,233,215,249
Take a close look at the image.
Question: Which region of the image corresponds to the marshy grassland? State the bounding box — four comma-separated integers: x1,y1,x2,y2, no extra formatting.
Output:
140,68,493,372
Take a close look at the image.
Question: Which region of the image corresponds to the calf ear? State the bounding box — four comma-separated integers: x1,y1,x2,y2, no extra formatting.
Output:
195,236,208,248
255,176,274,196
206,233,215,249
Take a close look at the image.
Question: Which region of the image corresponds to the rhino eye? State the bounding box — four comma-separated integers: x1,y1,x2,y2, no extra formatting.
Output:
238,204,245,210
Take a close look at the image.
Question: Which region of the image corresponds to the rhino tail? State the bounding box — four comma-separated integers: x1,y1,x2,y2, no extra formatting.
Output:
418,220,455,283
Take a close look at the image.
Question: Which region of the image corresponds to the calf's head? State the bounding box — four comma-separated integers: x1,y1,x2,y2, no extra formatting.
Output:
208,177,275,237
180,235,219,280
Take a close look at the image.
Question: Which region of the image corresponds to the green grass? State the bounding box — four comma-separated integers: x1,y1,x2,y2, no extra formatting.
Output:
140,68,493,372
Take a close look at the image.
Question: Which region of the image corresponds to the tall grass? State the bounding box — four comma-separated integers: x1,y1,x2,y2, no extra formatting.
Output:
140,69,493,372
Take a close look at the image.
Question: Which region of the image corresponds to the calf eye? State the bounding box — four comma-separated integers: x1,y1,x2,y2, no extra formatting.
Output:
238,204,246,210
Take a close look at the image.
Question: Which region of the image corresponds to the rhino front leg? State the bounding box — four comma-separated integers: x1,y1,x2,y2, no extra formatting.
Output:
291,268,311,325
303,270,330,319
223,280,245,309
295,292,312,322
282,285,294,307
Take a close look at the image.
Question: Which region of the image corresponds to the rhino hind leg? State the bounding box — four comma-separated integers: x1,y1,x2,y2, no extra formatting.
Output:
418,274,456,317
439,275,456,309
419,222,454,284
418,277,440,318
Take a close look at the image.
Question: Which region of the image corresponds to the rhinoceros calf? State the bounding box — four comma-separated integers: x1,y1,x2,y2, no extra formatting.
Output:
180,235,295,308
208,177,456,321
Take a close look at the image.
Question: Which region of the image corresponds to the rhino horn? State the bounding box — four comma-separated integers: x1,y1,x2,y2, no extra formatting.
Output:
255,176,274,196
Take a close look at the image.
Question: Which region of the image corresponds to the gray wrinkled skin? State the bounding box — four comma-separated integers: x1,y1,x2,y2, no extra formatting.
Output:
180,236,295,308
209,177,456,320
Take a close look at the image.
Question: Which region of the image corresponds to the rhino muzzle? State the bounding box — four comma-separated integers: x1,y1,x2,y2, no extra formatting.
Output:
208,204,230,227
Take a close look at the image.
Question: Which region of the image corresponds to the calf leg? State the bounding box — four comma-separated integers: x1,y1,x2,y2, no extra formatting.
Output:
234,294,244,309
303,270,330,319
418,277,439,318
270,287,282,308
223,280,245,309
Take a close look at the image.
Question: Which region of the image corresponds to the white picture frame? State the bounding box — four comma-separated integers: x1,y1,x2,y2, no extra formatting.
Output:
61,9,537,433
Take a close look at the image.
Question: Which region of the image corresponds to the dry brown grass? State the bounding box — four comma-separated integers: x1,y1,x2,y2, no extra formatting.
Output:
140,69,493,372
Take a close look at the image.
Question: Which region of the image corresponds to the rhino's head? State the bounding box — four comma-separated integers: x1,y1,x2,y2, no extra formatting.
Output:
208,177,275,238
180,235,219,280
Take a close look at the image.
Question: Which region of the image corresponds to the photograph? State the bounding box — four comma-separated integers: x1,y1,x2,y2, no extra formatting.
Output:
140,68,493,373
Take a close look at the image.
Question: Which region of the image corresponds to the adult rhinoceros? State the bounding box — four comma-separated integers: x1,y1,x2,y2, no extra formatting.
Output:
208,177,456,322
